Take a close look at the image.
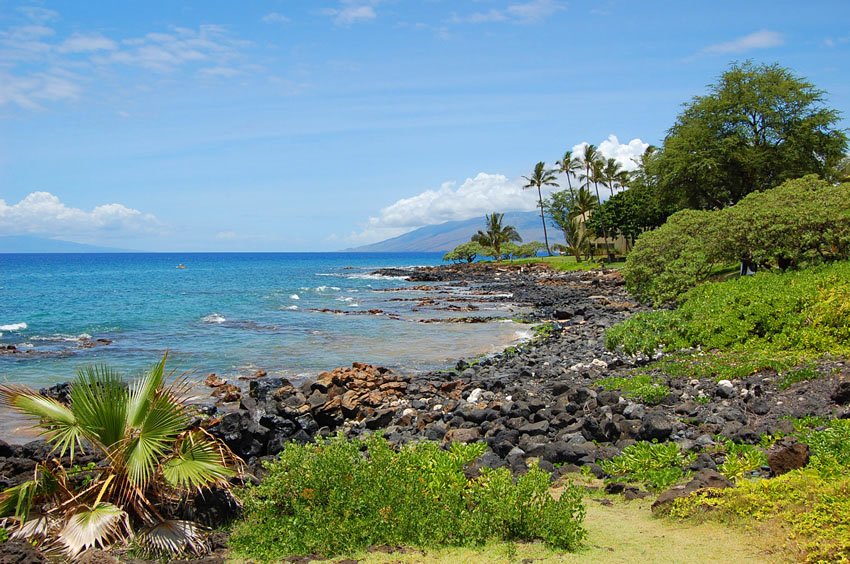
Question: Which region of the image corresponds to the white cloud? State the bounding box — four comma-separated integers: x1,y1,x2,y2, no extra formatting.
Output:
17,6,59,23
324,1,379,25
703,30,784,54
351,172,540,243
571,135,649,172
100,25,246,72
0,70,80,109
452,0,564,24
262,12,291,24
0,192,159,237
0,14,251,108
58,33,117,53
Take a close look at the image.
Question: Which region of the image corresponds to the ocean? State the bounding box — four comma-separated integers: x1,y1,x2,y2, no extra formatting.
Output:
0,253,528,389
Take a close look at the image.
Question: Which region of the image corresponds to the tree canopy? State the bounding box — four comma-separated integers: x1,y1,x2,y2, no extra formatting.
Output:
652,61,848,210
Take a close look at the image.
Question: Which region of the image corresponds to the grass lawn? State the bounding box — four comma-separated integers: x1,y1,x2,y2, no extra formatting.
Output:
508,255,606,271
327,496,780,563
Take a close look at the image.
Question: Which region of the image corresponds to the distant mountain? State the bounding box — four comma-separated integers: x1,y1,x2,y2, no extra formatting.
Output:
347,211,562,252
0,236,131,253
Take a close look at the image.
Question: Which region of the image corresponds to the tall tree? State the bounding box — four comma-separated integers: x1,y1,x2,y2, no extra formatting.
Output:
522,161,559,256
652,61,848,209
602,158,626,197
471,213,522,261
555,150,582,198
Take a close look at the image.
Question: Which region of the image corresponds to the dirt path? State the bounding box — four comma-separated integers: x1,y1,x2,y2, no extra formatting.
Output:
350,498,785,564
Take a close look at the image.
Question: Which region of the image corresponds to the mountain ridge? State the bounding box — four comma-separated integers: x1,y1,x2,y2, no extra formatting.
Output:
346,211,559,253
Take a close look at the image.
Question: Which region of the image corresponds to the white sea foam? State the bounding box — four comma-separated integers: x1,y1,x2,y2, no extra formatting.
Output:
290,294,300,300
336,296,355,303
514,329,533,341
283,305,299,310
315,285,341,292
345,273,408,280
202,313,226,324
31,333,92,342
0,322,27,331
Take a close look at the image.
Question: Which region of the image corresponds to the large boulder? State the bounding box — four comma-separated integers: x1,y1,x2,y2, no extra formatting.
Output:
652,469,733,514
767,438,810,476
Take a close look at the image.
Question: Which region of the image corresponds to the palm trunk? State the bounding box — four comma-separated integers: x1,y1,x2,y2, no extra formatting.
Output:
537,186,551,256
566,173,575,199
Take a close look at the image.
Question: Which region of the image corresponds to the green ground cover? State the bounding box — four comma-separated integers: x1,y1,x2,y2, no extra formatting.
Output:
229,434,586,562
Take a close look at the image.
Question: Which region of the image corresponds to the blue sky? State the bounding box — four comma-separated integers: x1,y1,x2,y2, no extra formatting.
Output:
1,0,848,251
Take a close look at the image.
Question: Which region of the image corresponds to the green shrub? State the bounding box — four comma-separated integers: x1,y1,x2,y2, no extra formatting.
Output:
624,176,850,305
598,374,670,405
599,441,695,491
714,440,768,483
607,261,850,356
230,434,586,561
670,421,850,563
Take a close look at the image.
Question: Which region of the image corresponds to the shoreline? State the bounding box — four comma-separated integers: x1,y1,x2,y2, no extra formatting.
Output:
3,260,848,478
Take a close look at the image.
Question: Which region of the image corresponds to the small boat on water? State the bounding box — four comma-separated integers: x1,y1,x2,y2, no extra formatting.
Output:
177,264,186,269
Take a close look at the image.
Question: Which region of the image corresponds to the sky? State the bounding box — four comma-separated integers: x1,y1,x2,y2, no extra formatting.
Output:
1,0,848,251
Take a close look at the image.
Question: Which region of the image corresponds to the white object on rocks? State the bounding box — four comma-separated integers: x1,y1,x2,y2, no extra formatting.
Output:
591,358,608,370
466,388,484,404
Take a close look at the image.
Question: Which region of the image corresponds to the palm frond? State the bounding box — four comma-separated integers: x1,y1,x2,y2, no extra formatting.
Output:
136,519,207,556
58,502,131,557
126,353,167,429
124,392,188,487
162,432,234,490
0,386,84,460
71,365,129,450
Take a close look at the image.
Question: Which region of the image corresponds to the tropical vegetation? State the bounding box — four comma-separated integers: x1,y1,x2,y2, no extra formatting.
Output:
0,355,239,558
522,161,559,255
230,434,586,561
471,212,522,260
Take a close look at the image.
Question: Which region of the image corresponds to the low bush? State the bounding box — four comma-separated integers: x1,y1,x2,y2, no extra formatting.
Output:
714,440,767,483
671,420,850,562
643,350,806,382
599,441,694,491
598,374,670,405
607,260,850,357
623,176,850,305
229,434,586,561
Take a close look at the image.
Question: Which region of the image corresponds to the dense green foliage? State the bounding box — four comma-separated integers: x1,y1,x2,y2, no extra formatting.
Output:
230,434,586,561
545,187,597,261
671,419,850,562
443,241,488,263
585,180,671,247
623,176,850,304
599,441,695,491
651,61,848,210
598,374,670,405
472,213,522,260
608,260,850,356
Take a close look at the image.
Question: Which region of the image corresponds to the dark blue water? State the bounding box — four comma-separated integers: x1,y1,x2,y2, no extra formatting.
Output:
0,253,526,388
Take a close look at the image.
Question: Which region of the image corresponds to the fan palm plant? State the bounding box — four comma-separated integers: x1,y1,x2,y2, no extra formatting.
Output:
0,354,239,558
471,212,522,261
522,161,559,256
555,150,581,199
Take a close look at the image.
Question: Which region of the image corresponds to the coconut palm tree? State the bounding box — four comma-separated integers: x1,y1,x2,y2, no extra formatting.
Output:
0,354,239,558
522,161,559,256
555,150,582,199
472,212,522,261
579,144,599,193
602,158,625,198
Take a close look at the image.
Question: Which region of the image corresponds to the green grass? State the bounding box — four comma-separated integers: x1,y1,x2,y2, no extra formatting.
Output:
509,255,604,271
649,350,809,382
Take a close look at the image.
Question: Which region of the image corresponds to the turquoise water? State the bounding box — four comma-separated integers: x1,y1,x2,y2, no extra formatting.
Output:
0,253,526,388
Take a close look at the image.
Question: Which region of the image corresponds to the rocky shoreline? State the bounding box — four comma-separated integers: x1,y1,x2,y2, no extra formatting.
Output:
2,261,849,562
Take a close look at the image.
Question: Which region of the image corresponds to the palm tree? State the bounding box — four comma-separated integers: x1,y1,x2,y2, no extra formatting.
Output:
522,161,559,256
602,158,625,198
569,187,598,220
579,144,600,195
0,355,239,558
472,212,522,261
555,150,581,199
